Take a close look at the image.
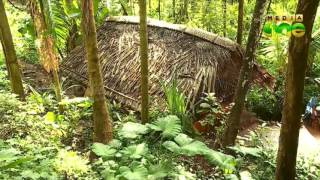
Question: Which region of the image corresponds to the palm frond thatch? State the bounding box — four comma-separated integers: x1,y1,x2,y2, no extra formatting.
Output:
61,16,274,110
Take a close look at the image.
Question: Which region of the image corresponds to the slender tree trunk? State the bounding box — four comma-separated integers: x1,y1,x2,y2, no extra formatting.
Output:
0,0,25,100
183,0,188,22
158,0,161,20
28,0,63,110
120,1,129,15
236,0,244,45
222,0,227,37
66,23,78,53
275,0,319,179
139,0,149,124
149,0,151,10
222,0,269,147
81,0,113,143
203,0,212,31
172,0,175,21
132,0,135,15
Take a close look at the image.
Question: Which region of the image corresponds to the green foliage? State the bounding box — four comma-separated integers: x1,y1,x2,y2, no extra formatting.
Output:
163,133,209,156
196,93,228,130
121,143,149,159
0,87,98,179
228,146,262,158
162,79,191,132
4,3,38,63
41,0,71,51
119,122,149,139
0,146,33,171
53,149,90,177
246,86,277,121
162,79,187,117
148,115,182,138
259,31,289,75
92,114,236,179
163,133,237,173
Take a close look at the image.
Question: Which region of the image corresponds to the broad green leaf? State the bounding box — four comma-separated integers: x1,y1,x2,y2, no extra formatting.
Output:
148,115,182,138
45,112,56,122
119,165,148,180
121,143,148,159
163,134,236,172
204,149,237,173
147,161,172,179
228,146,262,158
119,122,149,139
163,134,207,156
92,143,117,159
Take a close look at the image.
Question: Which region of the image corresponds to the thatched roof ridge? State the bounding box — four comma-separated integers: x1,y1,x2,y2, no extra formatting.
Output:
106,16,239,52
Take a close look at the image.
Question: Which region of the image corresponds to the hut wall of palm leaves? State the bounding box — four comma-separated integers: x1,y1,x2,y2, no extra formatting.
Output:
61,16,274,110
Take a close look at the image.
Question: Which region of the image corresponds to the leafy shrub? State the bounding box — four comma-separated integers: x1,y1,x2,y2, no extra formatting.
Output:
162,79,192,132
92,115,237,179
0,66,11,91
246,86,277,121
194,93,228,134
54,149,90,177
0,89,97,179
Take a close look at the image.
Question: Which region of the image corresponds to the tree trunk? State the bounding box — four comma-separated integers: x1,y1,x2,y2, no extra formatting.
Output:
28,0,62,109
158,0,161,20
0,0,25,100
275,0,319,179
66,23,78,53
172,0,175,21
222,0,269,147
183,0,188,22
222,0,227,37
81,0,113,143
236,0,244,45
139,0,149,124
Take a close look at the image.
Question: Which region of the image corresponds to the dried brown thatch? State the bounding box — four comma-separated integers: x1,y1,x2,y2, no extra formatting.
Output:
62,16,274,110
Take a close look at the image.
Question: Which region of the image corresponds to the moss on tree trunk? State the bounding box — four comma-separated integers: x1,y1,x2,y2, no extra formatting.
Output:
139,0,149,124
0,0,25,100
236,0,244,45
222,0,269,147
81,0,113,143
275,0,320,179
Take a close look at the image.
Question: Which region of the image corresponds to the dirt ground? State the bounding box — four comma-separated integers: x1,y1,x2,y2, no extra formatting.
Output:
20,61,52,92
241,121,320,159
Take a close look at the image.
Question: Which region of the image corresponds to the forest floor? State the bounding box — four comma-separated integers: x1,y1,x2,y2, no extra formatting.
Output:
10,62,319,179
21,62,320,158
240,122,320,160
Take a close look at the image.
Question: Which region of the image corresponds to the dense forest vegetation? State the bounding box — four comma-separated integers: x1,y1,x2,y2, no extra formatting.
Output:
1,0,320,179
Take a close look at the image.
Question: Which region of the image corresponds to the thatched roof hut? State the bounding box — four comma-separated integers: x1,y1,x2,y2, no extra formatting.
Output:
62,16,274,110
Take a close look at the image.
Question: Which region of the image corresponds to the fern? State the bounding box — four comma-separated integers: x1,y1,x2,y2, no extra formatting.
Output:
228,146,262,158
147,161,173,179
163,133,236,172
203,149,237,173
147,115,182,138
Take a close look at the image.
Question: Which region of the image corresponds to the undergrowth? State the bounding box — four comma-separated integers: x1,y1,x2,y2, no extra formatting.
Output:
1,66,319,179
